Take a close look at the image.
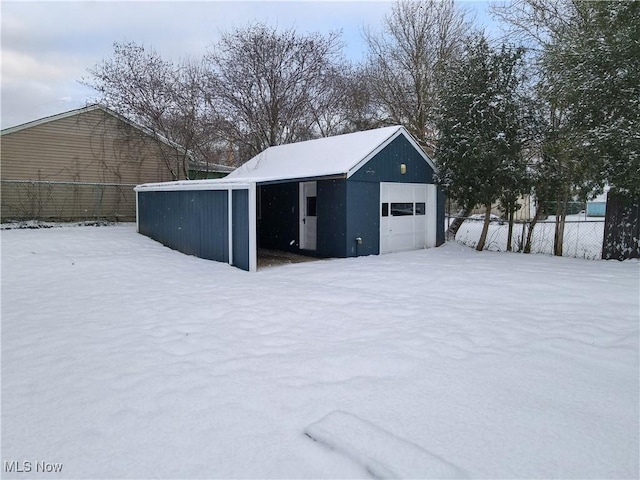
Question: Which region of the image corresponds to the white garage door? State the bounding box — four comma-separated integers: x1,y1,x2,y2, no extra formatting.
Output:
380,182,437,254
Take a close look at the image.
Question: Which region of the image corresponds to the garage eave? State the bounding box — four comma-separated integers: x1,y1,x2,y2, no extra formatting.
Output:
134,179,254,192
254,173,347,186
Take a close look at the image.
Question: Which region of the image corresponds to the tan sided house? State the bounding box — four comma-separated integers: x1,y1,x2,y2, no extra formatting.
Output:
1,104,233,221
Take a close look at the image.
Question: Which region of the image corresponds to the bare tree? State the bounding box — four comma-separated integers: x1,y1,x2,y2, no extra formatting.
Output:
363,0,469,152
307,64,357,137
306,63,386,137
83,42,218,180
204,24,344,161
490,0,576,51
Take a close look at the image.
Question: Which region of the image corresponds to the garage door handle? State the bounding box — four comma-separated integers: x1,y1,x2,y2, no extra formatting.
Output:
302,218,306,224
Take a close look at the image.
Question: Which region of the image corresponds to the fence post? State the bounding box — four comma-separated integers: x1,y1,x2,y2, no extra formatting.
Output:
95,184,104,220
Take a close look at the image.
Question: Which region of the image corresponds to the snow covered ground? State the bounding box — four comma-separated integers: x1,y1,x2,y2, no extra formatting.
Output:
2,224,638,479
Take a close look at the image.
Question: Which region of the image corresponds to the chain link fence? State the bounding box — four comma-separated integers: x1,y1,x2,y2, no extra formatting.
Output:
1,180,138,222
449,215,606,260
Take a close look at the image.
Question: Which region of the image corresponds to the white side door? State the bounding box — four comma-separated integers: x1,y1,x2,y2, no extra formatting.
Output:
299,181,317,251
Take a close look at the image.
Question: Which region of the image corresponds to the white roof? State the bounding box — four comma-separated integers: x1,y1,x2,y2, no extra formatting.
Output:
135,179,252,192
225,126,435,183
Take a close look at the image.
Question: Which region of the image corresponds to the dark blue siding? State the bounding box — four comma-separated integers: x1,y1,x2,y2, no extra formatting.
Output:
349,134,434,184
346,181,380,256
436,188,446,246
348,133,444,251
232,189,250,271
317,179,347,257
180,190,200,256
258,183,299,251
198,191,229,262
137,191,156,238
138,190,228,263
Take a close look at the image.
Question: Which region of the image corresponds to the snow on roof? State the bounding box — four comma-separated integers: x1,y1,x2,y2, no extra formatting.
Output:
225,126,433,183
136,126,434,191
190,161,235,173
135,178,252,192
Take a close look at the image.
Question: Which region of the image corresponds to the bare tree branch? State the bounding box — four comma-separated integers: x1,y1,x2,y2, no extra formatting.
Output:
363,0,470,152
204,24,345,161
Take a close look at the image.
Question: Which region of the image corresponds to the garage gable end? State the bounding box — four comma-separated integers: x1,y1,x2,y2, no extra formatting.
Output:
348,131,435,184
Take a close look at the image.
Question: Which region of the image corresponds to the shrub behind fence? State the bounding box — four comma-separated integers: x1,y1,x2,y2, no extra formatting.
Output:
1,180,138,222
450,216,605,260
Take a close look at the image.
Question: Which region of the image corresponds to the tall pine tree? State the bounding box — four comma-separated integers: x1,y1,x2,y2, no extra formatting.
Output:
436,36,527,250
543,1,640,259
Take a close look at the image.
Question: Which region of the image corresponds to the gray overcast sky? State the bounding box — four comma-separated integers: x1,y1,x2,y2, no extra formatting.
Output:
1,0,495,130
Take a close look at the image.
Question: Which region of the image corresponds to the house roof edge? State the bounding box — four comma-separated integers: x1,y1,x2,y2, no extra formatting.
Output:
1,104,191,160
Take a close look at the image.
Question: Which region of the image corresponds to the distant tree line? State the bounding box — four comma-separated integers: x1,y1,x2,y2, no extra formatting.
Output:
82,0,470,172
83,0,639,257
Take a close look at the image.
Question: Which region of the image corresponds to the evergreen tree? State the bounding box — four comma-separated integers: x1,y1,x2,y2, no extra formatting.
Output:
544,1,640,198
543,1,640,258
436,36,527,250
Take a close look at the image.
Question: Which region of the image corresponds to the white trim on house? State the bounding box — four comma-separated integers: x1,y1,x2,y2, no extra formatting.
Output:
248,183,257,272
228,189,234,269
135,179,254,192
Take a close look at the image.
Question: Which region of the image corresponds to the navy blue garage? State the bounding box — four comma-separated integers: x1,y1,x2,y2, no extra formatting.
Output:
136,126,444,272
